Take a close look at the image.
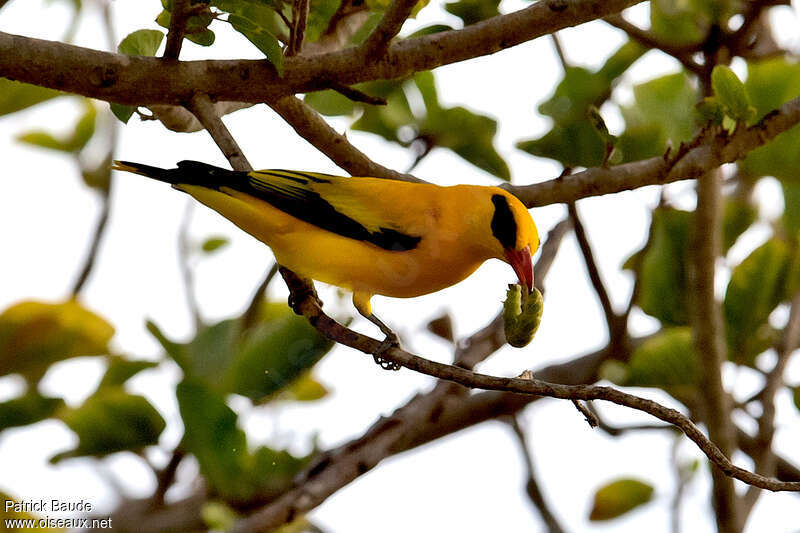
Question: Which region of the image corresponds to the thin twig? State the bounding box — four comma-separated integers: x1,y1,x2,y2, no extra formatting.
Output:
151,447,186,508
742,292,800,515
603,14,703,73
287,0,310,56
281,269,800,493
550,32,568,71
360,0,418,59
571,399,599,428
327,81,387,105
268,96,421,181
242,262,280,330
187,93,252,172
178,202,202,330
567,201,622,343
507,416,568,533
163,0,191,61
70,0,118,296
503,94,800,207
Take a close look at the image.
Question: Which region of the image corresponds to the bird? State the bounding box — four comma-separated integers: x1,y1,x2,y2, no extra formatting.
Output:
112,160,539,369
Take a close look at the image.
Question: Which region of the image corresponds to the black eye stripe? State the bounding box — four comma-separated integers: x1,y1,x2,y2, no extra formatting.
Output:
491,194,517,249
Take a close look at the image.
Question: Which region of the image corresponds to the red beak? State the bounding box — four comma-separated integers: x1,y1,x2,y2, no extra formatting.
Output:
505,246,533,293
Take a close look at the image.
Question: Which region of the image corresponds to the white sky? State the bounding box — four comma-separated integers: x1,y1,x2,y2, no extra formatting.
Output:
1,1,799,532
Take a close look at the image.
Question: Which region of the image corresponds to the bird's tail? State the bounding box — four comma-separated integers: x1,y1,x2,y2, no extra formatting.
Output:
111,160,237,188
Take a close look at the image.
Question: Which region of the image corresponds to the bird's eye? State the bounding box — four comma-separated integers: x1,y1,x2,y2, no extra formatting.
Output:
490,194,517,250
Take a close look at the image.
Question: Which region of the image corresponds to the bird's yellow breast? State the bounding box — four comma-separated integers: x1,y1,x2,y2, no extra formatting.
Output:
180,181,496,299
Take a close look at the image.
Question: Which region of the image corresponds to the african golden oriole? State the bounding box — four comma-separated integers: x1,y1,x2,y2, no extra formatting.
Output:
112,160,539,366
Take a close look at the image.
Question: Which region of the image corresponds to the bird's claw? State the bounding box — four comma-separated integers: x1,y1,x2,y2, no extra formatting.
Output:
372,334,401,371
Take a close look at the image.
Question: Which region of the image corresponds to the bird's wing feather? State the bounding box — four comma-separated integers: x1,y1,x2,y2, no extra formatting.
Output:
241,170,423,251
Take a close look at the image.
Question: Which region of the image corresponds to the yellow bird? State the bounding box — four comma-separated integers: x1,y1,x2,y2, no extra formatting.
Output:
112,160,539,368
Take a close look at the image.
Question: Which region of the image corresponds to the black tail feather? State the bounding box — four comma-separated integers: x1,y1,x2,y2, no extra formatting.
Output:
112,160,237,188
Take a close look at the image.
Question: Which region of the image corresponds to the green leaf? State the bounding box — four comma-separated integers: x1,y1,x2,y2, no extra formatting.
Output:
202,501,240,532
351,80,414,143
724,238,791,364
722,198,757,252
118,29,165,56
621,72,698,150
794,386,800,412
422,105,510,180
538,67,609,125
649,0,707,45
304,90,356,117
226,302,333,401
0,299,114,382
110,102,135,124
0,79,62,117
741,58,800,181
187,29,216,46
711,65,756,124
0,392,65,432
627,327,699,389
16,100,97,153
784,182,800,237
177,380,251,500
305,0,341,42
628,207,692,326
0,490,65,531
98,356,158,388
444,0,500,26
589,478,655,521
201,236,230,253
518,121,606,169
228,13,284,74
156,8,216,46
280,372,328,401
150,302,332,401
408,24,454,38
53,388,165,462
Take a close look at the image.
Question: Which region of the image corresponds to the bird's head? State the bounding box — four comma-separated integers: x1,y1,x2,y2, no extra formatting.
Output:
485,190,539,293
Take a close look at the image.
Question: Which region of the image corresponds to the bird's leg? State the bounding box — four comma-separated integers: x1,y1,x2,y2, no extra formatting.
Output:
366,313,402,371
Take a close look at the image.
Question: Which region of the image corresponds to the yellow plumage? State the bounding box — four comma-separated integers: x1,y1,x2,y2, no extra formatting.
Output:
112,160,539,354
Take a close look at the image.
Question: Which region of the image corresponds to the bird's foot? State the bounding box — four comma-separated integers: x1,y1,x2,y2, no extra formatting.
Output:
372,333,401,371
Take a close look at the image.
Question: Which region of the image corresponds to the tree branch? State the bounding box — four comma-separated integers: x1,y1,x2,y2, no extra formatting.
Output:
690,166,740,532
507,416,567,533
280,269,800,493
0,0,646,105
567,201,622,343
505,95,800,207
361,0,418,59
287,0,310,56
163,0,191,61
603,14,703,73
268,96,421,181
187,93,252,171
743,291,800,515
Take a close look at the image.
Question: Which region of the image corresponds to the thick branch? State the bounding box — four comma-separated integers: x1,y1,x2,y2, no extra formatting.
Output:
0,0,645,105
506,95,800,207
268,96,421,181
